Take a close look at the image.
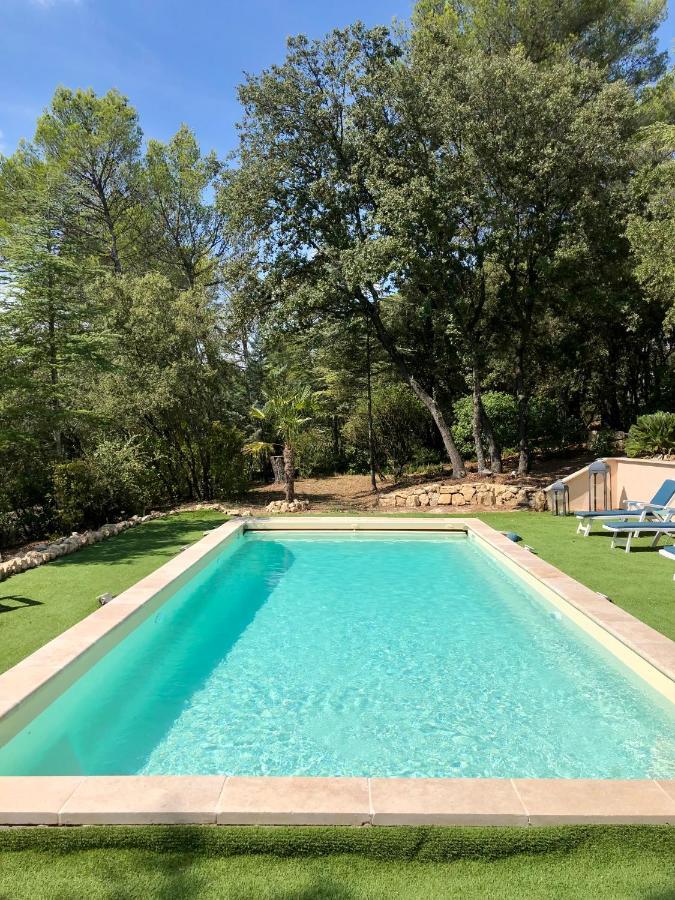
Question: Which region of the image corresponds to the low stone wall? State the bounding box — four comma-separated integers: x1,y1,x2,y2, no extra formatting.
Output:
378,480,548,511
265,499,310,513
0,513,166,582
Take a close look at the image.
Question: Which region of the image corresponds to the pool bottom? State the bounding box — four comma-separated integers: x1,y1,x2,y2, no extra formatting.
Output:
1,528,673,780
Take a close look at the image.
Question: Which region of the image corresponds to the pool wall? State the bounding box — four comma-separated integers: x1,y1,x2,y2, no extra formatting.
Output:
0,516,673,826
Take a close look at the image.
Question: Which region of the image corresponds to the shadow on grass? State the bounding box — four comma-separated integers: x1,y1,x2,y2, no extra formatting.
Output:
0,595,43,614
48,516,227,569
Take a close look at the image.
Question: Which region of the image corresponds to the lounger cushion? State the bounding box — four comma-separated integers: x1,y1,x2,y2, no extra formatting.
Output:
576,509,637,519
603,521,675,532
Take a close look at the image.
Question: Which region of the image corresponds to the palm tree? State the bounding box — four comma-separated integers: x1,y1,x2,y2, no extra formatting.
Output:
244,386,313,502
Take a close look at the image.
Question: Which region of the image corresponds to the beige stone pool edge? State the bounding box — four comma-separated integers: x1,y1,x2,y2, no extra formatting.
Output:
0,516,673,827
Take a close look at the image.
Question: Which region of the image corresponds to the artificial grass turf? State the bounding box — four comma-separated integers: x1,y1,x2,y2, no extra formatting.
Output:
0,825,673,899
0,510,228,673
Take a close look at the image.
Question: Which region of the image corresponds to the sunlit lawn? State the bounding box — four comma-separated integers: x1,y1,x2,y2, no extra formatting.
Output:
1,824,673,900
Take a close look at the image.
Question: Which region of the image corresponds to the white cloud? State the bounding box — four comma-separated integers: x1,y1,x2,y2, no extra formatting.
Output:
28,0,82,8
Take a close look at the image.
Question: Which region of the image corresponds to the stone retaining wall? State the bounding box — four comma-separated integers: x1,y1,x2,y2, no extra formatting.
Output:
0,513,165,582
378,480,548,511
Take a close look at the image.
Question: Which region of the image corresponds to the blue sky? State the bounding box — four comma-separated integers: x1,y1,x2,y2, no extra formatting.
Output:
1,0,673,159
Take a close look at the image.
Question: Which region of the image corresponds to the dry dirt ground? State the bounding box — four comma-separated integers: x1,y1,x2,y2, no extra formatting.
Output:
240,452,593,513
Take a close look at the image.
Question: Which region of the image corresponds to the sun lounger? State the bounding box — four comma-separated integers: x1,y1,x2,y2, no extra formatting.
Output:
575,478,675,536
603,513,675,552
658,545,675,580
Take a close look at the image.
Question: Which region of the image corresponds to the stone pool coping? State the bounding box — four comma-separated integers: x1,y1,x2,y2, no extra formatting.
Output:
0,515,673,826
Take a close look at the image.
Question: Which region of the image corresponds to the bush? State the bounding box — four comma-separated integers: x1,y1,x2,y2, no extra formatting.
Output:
589,428,617,457
453,391,584,461
207,423,248,497
53,440,162,531
343,383,434,477
625,412,675,458
452,392,519,458
294,426,340,477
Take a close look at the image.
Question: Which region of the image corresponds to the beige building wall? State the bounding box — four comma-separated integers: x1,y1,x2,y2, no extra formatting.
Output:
548,458,675,512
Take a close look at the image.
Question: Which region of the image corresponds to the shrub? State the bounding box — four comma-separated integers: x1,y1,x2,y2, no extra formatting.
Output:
343,383,434,477
207,423,248,497
452,392,519,458
625,412,675,458
453,391,583,460
589,428,617,457
53,440,162,531
294,426,340,477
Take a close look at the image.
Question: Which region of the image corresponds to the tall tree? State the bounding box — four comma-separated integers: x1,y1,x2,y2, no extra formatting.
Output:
142,125,227,289
414,0,668,87
35,87,142,274
227,25,468,476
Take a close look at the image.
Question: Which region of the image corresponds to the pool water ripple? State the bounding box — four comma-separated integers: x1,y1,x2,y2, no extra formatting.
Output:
0,531,673,778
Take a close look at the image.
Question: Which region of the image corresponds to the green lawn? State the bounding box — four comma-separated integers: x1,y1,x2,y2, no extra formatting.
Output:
1,509,673,676
0,825,673,899
0,510,228,673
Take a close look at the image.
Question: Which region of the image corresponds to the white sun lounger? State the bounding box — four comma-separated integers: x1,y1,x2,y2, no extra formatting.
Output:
575,478,675,536
603,511,675,552
658,545,675,580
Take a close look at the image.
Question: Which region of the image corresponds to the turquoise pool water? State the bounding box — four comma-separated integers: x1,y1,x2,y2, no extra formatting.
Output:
1,531,674,778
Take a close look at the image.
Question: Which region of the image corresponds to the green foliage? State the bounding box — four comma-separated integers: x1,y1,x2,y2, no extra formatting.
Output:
627,115,675,332
52,441,161,532
206,423,248,498
248,384,314,451
625,412,675,457
589,429,618,457
453,392,519,457
414,0,668,86
293,427,340,477
452,392,583,459
0,3,674,537
344,384,434,477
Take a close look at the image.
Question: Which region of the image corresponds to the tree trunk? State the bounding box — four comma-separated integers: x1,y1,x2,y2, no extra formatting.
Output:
515,344,529,475
97,183,123,274
283,443,295,503
361,296,465,477
481,403,503,474
47,278,62,458
471,370,488,474
366,327,377,492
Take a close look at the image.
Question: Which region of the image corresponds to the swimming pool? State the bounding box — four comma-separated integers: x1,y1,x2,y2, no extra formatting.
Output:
1,527,673,780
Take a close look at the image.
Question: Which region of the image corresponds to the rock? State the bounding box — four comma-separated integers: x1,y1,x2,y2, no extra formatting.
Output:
406,495,419,508
532,490,548,512
451,493,466,506
438,494,452,505
97,592,114,606
419,493,430,506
